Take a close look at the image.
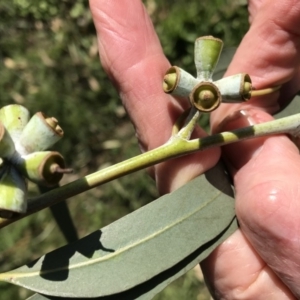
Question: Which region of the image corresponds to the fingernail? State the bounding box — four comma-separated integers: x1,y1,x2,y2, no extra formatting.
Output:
218,109,272,170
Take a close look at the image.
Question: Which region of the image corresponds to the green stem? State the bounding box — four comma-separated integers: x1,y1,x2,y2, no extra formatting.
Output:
0,138,186,228
1,113,299,228
177,108,201,139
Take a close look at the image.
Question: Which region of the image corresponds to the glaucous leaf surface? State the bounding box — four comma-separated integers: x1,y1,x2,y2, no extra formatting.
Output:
2,162,236,298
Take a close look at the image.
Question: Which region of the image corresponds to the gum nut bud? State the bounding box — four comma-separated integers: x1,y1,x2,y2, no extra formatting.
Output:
194,36,223,80
16,151,66,186
0,104,30,143
163,72,177,93
19,112,64,155
0,122,15,159
163,66,199,98
214,73,252,103
0,164,27,215
190,82,221,112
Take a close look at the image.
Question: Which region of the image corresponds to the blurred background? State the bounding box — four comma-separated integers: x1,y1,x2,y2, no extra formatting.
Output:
0,0,249,299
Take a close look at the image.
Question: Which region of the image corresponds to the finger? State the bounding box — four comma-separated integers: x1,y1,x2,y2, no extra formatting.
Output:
90,0,173,150
201,230,296,299
214,109,300,297
277,70,300,110
212,0,300,129
235,133,300,296
247,0,263,23
207,3,300,294
90,0,220,193
228,0,300,89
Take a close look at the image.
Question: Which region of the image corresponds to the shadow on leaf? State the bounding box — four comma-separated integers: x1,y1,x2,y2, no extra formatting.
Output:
27,230,115,281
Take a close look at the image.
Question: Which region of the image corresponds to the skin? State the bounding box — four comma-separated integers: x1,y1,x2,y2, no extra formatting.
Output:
89,0,300,298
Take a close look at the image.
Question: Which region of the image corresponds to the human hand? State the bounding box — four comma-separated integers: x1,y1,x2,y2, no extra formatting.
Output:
89,0,220,195
204,0,300,298
89,0,300,298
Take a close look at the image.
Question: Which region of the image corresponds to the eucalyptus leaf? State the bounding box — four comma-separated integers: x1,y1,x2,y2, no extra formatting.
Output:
26,218,237,300
2,162,236,298
25,220,237,300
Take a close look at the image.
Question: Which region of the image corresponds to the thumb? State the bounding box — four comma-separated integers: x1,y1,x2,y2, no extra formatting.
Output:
212,0,300,130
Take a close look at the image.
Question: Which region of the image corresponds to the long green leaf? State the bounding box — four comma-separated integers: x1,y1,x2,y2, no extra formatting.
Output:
25,220,237,300
2,162,236,298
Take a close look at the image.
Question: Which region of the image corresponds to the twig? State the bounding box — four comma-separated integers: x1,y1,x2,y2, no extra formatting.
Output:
1,113,299,228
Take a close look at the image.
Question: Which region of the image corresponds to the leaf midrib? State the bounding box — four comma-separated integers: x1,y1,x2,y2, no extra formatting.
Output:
1,191,222,280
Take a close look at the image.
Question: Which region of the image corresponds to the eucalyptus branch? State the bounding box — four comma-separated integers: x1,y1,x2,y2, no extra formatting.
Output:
171,108,191,135
177,107,201,139
0,36,291,229
1,113,299,228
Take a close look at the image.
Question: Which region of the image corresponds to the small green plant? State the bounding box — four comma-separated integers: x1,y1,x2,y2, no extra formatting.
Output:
0,36,299,299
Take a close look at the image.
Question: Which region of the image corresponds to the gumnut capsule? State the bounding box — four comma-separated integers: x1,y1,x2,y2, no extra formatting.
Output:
194,36,223,80
19,112,63,155
189,81,221,112
214,73,252,102
0,104,30,144
15,151,68,186
0,164,27,217
163,66,199,97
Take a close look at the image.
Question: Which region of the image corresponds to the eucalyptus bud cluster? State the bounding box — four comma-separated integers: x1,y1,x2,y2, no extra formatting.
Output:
0,104,69,218
163,36,253,112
